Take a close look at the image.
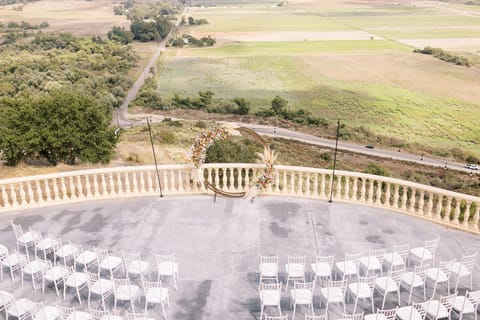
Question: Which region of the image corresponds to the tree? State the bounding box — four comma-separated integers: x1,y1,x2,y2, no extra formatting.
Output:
107,26,133,44
0,90,118,166
233,97,250,115
271,95,288,116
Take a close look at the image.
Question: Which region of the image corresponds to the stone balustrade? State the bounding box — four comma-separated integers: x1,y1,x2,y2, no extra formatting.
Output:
0,164,479,234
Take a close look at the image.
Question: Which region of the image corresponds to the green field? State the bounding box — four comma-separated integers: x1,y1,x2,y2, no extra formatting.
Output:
154,0,480,158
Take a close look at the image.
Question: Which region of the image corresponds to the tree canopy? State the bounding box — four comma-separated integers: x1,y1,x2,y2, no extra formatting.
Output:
0,90,118,166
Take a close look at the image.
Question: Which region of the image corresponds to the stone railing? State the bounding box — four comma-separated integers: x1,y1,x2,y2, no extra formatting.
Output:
1,164,479,234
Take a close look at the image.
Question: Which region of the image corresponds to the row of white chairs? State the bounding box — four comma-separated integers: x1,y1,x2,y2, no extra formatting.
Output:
259,280,480,320
0,292,166,320
259,240,476,294
3,221,179,289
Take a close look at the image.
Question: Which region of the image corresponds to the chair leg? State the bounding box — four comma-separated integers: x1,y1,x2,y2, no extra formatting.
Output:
370,296,375,313
381,292,387,309
161,302,167,320
292,303,296,320
144,301,148,313
259,304,264,320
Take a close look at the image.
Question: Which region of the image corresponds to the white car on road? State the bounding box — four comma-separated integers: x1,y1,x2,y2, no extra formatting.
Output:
466,164,479,170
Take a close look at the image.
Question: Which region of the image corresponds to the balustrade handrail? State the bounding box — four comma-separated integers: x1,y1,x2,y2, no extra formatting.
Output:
0,164,479,234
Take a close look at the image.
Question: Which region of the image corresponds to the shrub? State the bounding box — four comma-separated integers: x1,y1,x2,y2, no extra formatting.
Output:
363,163,390,177
414,46,473,67
194,121,207,129
205,139,259,163
162,118,183,127
158,130,175,144
255,109,276,117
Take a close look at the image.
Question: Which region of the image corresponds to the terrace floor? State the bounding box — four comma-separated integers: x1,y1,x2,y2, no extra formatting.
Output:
1,195,479,320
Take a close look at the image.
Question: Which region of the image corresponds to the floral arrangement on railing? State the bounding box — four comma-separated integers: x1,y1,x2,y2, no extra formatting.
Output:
189,125,277,201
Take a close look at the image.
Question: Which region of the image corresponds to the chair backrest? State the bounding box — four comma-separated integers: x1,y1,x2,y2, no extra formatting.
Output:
357,275,377,290
425,237,440,256
388,268,404,284
94,248,110,262
461,251,477,272
467,290,480,306
344,252,362,267
378,307,398,320
413,263,431,281
20,301,42,320
87,271,99,286
10,221,23,238
260,255,278,265
412,302,427,320
126,312,149,320
393,243,410,258
123,251,142,264
155,254,175,272
314,254,335,267
58,306,74,320
439,259,456,278
260,282,282,302
368,248,386,262
89,308,108,320
0,245,9,260
294,281,314,293
340,312,364,320
28,228,43,244
265,315,289,320
287,255,306,266
63,266,75,281
143,280,163,291
305,316,327,320
114,278,131,287
440,292,458,312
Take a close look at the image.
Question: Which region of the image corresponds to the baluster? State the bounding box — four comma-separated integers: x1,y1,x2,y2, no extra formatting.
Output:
131,172,139,194
52,179,60,201
244,168,250,192
282,171,288,194
178,170,185,193
351,177,358,201
392,184,400,209
343,177,350,200
274,170,280,193
146,171,154,193
408,189,417,213
360,178,367,202
471,204,480,231
320,174,326,198
116,172,124,195
124,172,131,194
18,183,27,206
313,174,319,197
0,185,11,208
35,181,45,204
400,187,408,211
108,173,116,196
443,197,452,222
25,181,34,204
228,168,235,192
214,169,220,189
68,176,77,199
92,175,100,197
425,192,433,218
462,202,471,227
334,176,341,199
84,175,92,199
289,172,295,194
434,195,443,220
416,190,425,215
384,183,391,207
452,199,461,225
138,172,146,194
100,174,108,196
305,173,311,196
60,177,67,200
367,180,374,204
374,180,382,205
43,180,53,202
298,172,303,195
74,176,83,199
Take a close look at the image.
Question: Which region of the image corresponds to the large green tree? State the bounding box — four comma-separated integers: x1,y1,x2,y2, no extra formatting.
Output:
0,90,118,166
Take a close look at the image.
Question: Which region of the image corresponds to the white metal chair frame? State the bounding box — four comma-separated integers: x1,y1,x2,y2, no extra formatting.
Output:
450,251,477,292
10,221,41,258
31,228,61,261
290,281,314,320
425,259,455,299
155,254,178,291
347,275,376,313
63,266,88,304
87,271,114,311
374,268,403,309
400,263,429,305
360,248,386,276
335,253,361,280
364,308,397,320
113,278,141,313
384,244,409,272
123,252,150,282
396,302,427,320
408,238,440,267
259,282,282,320
42,261,69,298
339,312,364,320
21,256,50,291
259,255,279,288
285,256,307,292
95,248,123,279
319,279,347,316
1,250,27,280
311,255,334,283
143,280,169,320
423,292,457,320
451,290,480,320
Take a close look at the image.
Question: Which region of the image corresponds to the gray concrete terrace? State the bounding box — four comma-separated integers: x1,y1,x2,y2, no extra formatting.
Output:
0,195,479,320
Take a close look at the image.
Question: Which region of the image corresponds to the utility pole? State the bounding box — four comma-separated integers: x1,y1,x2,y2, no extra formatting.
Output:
329,120,340,203
147,118,163,197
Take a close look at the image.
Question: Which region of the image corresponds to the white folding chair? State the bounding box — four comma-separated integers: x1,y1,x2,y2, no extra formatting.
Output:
0,291,15,317
384,244,409,272
265,315,289,320
425,259,455,299
31,228,61,261
347,275,376,313
364,307,397,320
30,302,61,320
95,248,123,279
126,312,154,320
143,280,169,320
1,250,27,280
64,266,88,304
42,261,69,297
58,306,92,320
259,282,282,320
113,278,141,313
0,245,8,280
400,263,429,305
87,271,114,311
89,308,123,320
305,315,327,320
375,268,403,309
259,255,279,288
75,247,98,273
339,312,364,320
319,279,347,316
155,254,178,291
360,248,386,276
290,281,314,320
55,241,81,267
22,256,49,291
451,290,480,320
123,252,149,282
449,251,477,292
397,302,427,320
10,221,41,257
285,256,306,291
6,298,36,320
423,292,456,320
311,255,334,283
335,253,361,280
408,238,440,267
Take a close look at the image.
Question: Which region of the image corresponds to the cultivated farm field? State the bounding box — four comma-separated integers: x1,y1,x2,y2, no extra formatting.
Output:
156,0,480,158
